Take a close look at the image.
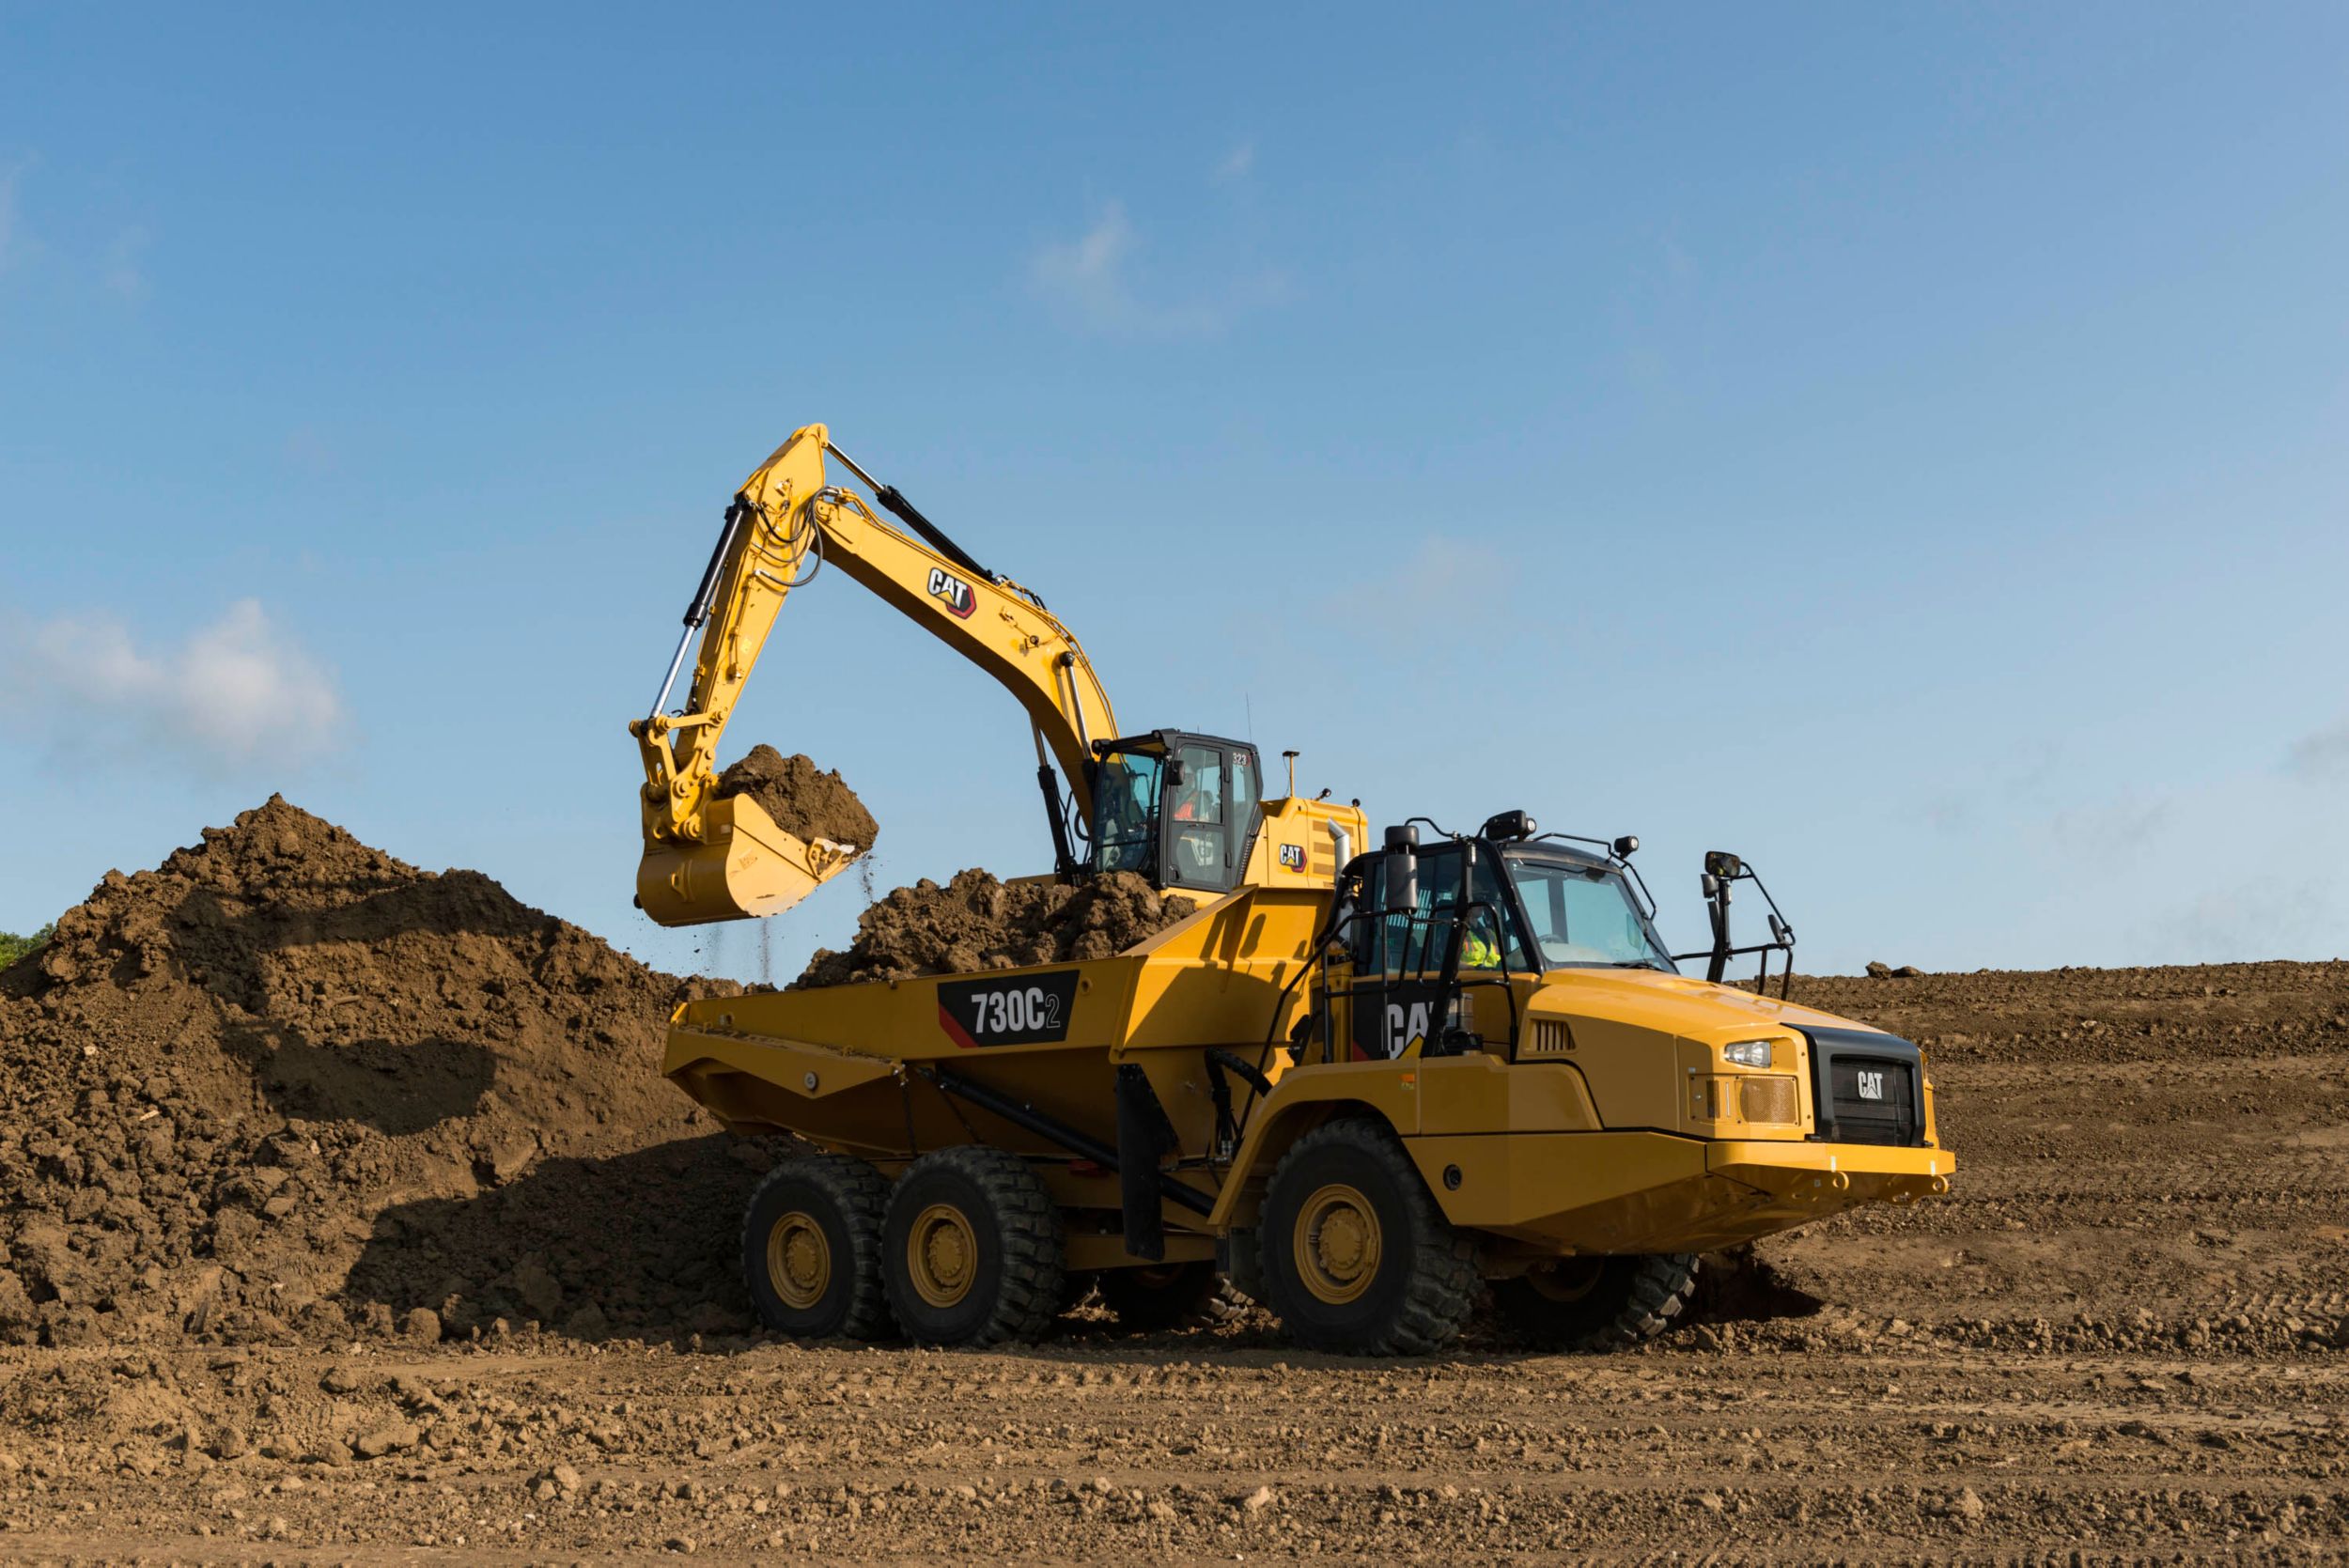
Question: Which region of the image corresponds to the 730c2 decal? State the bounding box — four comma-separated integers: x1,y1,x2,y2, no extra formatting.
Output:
936,970,1081,1048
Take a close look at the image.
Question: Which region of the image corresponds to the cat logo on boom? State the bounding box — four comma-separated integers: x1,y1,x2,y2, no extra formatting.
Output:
926,567,976,619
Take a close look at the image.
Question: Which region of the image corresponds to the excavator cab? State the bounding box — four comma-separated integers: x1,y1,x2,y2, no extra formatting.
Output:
1086,731,1261,896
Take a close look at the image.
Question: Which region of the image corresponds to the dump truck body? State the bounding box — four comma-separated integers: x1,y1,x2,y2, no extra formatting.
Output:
664,870,1950,1348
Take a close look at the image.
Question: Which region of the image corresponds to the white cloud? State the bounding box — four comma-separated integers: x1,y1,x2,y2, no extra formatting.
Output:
4,598,345,769
1213,141,1256,182
2286,715,2349,781
2046,792,2173,860
2131,876,2340,965
101,225,150,301
1029,201,1282,338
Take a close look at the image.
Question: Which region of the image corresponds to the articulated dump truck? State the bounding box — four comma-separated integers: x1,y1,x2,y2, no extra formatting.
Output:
633,426,1953,1355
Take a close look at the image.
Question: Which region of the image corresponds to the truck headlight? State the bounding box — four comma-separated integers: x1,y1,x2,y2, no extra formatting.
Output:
1722,1039,1773,1069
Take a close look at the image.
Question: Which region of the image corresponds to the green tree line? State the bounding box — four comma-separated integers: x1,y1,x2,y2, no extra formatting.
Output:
0,924,55,967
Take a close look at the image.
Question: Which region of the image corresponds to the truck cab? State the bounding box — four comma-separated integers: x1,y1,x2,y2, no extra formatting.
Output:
1204,815,1949,1351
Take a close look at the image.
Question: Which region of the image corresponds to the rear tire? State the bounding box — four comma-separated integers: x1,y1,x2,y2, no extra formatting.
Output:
882,1146,1064,1347
1097,1260,1249,1330
740,1154,893,1340
1493,1252,1701,1351
1257,1120,1476,1355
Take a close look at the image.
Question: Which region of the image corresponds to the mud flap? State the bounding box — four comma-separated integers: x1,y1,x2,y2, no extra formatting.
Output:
1116,1064,1178,1262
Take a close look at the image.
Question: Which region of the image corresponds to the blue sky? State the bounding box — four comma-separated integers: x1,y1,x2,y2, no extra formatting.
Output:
4,4,2345,981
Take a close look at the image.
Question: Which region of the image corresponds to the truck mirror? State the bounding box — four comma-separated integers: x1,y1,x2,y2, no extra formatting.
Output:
1703,850,1743,880
1165,758,1187,786
1381,824,1420,915
1384,847,1418,914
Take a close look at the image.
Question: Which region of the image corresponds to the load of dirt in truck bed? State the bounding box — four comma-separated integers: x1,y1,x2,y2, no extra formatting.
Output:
715,744,878,850
796,867,1198,987
0,797,781,1351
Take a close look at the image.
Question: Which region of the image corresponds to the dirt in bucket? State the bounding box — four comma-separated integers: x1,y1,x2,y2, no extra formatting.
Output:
714,745,879,851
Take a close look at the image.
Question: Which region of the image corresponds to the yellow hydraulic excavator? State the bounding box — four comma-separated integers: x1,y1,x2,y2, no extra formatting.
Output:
630,424,1356,925
630,425,1953,1355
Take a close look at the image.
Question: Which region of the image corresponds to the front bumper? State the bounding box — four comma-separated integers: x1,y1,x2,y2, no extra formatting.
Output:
1404,1130,1954,1254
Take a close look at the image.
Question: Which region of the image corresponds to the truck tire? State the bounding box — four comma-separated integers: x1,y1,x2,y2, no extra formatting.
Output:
1257,1120,1477,1355
1218,1228,1265,1306
740,1154,893,1340
1097,1260,1249,1330
1492,1252,1701,1351
882,1146,1065,1347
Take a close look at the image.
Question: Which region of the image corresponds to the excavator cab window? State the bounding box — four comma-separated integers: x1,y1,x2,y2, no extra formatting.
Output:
1090,751,1163,876
1088,731,1263,895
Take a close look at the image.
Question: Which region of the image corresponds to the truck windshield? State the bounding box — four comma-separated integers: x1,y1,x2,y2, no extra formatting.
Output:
1505,855,1678,972
1090,751,1161,875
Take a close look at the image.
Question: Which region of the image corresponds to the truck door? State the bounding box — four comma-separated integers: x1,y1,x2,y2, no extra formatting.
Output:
1346,845,1527,1059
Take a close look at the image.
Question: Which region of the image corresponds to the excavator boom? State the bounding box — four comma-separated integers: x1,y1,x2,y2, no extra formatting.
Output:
630,425,1116,925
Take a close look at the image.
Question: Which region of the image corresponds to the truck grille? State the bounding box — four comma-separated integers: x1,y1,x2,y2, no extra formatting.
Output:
1803,1027,1926,1147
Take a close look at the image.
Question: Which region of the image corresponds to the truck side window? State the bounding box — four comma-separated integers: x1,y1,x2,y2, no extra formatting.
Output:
1359,846,1530,974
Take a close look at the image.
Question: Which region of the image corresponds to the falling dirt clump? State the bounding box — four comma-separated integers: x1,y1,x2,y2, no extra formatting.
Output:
0,796,777,1350
797,869,1198,987
715,745,879,850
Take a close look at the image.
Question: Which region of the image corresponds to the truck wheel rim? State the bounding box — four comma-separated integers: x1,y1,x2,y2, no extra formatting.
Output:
767,1213,832,1309
1524,1257,1603,1304
1295,1183,1381,1305
908,1203,979,1309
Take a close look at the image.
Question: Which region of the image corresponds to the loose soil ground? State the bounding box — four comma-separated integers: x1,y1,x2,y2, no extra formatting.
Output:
4,804,2346,1559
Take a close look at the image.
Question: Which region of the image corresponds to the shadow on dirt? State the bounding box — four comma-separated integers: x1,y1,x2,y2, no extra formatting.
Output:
341,1133,791,1343
1687,1245,1827,1325
236,1026,498,1137
343,1143,1823,1353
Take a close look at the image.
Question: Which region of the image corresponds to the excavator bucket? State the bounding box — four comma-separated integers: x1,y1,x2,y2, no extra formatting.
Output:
635,793,863,926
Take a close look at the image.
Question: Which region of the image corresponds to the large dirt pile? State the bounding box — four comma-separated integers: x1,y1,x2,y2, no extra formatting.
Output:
715,745,878,850
797,868,1198,987
0,798,776,1350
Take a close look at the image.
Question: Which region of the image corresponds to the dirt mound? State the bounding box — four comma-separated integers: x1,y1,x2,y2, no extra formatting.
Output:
715,745,878,850
0,796,753,1350
797,868,1198,987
